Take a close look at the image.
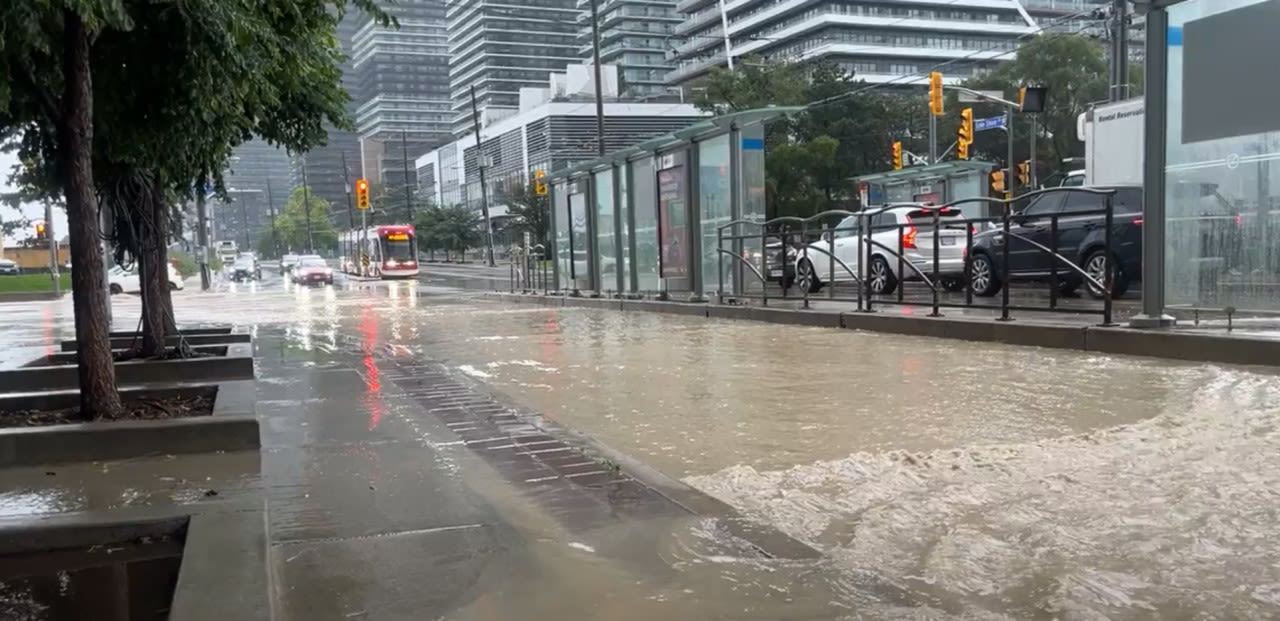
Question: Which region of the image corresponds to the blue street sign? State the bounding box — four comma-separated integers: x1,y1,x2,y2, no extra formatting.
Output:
975,116,1006,132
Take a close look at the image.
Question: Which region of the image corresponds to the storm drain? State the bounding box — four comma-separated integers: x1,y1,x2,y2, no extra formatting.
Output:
384,361,685,533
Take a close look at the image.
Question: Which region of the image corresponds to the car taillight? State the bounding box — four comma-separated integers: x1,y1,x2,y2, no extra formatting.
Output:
1133,218,1143,225
1236,214,1243,227
902,226,917,249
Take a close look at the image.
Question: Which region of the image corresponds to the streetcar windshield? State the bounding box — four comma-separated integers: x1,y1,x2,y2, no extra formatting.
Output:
382,232,415,261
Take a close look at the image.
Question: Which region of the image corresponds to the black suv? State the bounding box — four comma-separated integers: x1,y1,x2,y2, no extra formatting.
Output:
967,186,1144,299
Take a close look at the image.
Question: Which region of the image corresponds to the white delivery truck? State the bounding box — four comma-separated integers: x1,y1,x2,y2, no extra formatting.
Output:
1077,97,1145,186
214,240,238,266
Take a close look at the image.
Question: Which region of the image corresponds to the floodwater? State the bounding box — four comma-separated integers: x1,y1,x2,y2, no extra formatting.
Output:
54,276,1280,618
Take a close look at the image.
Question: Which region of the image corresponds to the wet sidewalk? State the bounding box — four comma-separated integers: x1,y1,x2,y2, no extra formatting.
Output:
252,323,843,620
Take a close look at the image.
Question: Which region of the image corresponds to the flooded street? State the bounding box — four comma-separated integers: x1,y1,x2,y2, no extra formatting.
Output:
46,276,1280,618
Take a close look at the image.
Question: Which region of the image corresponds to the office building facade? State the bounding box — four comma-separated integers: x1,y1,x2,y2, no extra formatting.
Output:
222,140,293,248
667,0,1111,87
349,0,453,194
447,0,583,137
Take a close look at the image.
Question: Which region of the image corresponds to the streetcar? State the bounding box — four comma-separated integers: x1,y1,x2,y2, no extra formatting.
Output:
340,224,420,279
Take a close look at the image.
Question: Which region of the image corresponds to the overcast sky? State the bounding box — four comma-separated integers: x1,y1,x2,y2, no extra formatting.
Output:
1,150,70,245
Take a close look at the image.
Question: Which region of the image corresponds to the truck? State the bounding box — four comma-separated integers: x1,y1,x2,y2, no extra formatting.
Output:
1078,98,1144,186
214,240,238,266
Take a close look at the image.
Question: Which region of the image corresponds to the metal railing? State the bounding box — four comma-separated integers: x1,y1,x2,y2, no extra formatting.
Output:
509,243,551,295
717,187,1122,325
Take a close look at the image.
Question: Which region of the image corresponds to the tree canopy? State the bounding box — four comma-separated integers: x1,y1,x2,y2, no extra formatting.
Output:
416,205,482,256
276,187,337,253
500,181,550,246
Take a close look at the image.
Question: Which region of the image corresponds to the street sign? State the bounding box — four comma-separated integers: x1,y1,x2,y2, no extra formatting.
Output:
975,116,1006,132
957,90,1005,103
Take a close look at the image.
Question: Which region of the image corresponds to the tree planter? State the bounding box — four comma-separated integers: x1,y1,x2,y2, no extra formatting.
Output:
26,345,230,367
0,380,257,467
0,516,189,621
108,326,231,338
60,331,250,352
0,350,253,394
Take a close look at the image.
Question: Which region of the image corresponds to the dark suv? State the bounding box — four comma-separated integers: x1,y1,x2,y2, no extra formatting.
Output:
967,186,1144,299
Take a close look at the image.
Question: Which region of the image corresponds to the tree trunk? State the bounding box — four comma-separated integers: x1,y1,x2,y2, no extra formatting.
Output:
60,11,123,419
139,179,173,357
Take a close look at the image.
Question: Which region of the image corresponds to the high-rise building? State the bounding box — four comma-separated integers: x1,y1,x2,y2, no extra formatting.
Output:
293,11,362,230
352,0,453,192
667,0,1111,87
447,0,582,137
576,0,681,98
222,140,293,249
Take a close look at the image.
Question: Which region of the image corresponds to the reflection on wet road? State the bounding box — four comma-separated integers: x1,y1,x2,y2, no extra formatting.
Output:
12,273,1280,619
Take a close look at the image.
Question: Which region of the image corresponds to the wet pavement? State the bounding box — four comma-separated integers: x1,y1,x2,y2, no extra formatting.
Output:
5,270,1280,618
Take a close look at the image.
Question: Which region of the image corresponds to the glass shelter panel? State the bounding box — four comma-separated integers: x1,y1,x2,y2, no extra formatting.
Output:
699,135,731,292
618,166,632,293
1166,0,1280,311
631,158,660,292
554,182,572,290
593,169,616,292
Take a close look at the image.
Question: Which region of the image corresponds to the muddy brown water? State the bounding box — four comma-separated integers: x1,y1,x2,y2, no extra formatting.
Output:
87,280,1280,618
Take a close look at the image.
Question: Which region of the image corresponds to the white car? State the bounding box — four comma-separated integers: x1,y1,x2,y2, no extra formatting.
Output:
108,263,185,294
794,205,971,296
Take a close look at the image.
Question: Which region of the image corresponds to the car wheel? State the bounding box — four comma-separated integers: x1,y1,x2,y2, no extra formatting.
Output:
109,283,123,295
968,253,1002,297
796,259,823,294
868,255,898,295
941,278,965,292
1084,250,1129,299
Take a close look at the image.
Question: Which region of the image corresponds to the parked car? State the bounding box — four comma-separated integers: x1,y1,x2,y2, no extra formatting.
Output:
967,186,1144,299
231,255,261,282
108,263,185,294
281,253,299,275
0,259,19,276
291,255,333,286
795,205,971,295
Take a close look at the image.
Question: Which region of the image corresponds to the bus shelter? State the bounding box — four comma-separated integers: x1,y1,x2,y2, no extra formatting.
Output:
853,160,998,220
548,107,800,299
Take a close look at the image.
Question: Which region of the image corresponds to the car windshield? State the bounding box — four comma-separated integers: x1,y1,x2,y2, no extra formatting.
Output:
299,257,327,268
234,258,254,268
283,255,298,262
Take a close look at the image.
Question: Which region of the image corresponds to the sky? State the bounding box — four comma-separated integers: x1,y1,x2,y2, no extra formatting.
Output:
1,150,70,246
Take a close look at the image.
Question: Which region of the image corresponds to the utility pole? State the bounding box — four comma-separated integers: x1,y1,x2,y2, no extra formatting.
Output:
401,130,414,223
469,84,496,267
301,157,314,253
239,197,250,251
341,151,356,269
266,178,279,257
197,183,210,291
589,0,607,157
45,201,59,295
1109,0,1129,102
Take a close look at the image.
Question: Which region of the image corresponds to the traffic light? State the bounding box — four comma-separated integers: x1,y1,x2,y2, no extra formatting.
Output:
957,108,974,160
534,170,547,196
928,71,944,117
355,178,370,209
892,141,903,170
1018,86,1047,113
991,170,1006,194
1017,160,1031,187
34,221,46,241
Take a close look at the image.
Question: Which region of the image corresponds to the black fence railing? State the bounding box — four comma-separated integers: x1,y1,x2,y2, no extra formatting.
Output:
717,187,1122,325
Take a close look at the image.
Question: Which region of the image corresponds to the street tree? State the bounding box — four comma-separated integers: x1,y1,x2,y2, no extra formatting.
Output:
418,205,482,260
276,187,338,253
956,35,1125,174
501,181,550,247
694,60,920,218
0,1,134,417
